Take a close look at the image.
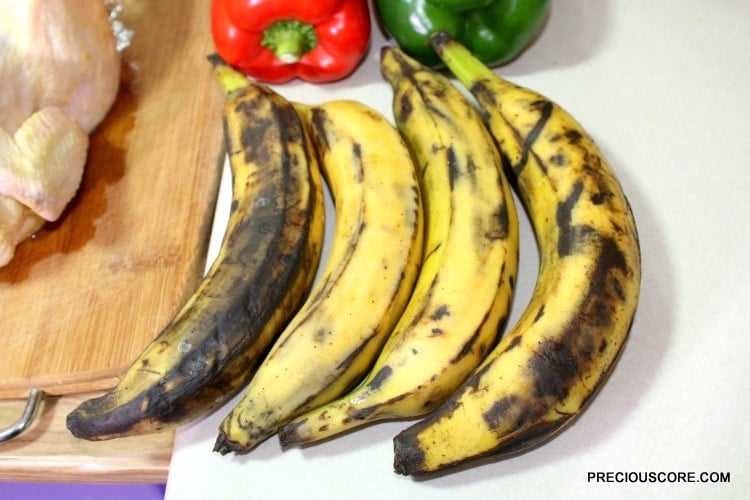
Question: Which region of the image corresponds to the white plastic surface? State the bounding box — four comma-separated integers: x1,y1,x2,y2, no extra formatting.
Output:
166,2,750,498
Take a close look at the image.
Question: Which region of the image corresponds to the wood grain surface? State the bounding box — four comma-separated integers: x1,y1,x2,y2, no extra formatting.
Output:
0,0,225,399
0,391,172,483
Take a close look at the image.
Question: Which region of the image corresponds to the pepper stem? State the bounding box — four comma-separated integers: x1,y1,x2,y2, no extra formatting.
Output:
262,20,317,64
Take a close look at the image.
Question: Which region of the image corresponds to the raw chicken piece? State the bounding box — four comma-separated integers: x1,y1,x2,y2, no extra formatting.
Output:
0,195,45,267
0,0,121,267
0,0,121,133
0,107,88,221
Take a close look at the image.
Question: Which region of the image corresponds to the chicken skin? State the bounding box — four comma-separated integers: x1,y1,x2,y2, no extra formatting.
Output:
0,0,121,266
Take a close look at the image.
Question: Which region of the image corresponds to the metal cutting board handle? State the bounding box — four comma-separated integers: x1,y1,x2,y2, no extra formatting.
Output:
0,389,43,442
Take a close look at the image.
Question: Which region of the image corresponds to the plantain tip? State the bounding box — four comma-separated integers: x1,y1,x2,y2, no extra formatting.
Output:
208,55,252,95
213,431,242,455
428,30,453,56
392,430,426,476
277,418,307,448
206,52,225,67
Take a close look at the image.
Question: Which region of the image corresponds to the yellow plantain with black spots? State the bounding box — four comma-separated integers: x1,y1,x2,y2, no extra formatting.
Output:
65,58,325,440
213,99,424,455
391,32,641,476
278,46,519,447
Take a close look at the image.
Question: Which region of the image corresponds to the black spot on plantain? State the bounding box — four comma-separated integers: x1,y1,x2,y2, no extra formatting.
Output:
591,299,613,329
599,339,609,353
565,129,584,144
446,146,460,190
487,201,510,241
502,334,523,353
389,46,420,78
556,182,581,235
421,399,436,410
556,181,596,257
349,405,380,421
430,304,450,321
257,217,282,235
309,108,332,151
530,338,578,401
397,92,413,122
351,142,364,184
495,100,553,177
514,100,553,173
612,275,626,301
469,81,495,111
142,383,191,424
313,327,329,344
578,331,597,363
275,102,303,142
559,225,596,257
234,95,264,117
238,116,270,156
482,396,518,431
525,101,553,147
569,236,629,334
432,85,447,101
590,191,606,205
594,236,629,282
464,360,493,393
463,154,478,179
550,153,567,166
367,365,393,391
533,304,545,323
138,358,160,376
589,176,617,210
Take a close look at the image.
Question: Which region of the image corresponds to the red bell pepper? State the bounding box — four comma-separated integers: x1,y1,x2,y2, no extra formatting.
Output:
211,0,371,84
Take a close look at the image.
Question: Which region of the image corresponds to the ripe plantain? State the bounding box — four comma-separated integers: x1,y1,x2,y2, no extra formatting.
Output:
391,32,642,476
278,46,519,447
65,58,325,440
213,100,424,455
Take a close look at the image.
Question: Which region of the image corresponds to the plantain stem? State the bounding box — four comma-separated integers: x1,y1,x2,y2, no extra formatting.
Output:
207,53,251,95
429,30,496,88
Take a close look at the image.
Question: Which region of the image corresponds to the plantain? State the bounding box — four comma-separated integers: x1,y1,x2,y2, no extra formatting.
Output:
278,46,519,447
213,100,424,454
65,58,325,440
391,32,641,476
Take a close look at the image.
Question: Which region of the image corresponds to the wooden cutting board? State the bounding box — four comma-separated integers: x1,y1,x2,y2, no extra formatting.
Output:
0,392,173,483
0,0,225,400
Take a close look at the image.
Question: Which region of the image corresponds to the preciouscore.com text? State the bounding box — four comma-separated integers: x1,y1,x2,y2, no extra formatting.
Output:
587,471,730,484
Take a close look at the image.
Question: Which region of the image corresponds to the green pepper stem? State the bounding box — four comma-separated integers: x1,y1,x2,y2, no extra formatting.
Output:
263,20,318,64
429,31,496,88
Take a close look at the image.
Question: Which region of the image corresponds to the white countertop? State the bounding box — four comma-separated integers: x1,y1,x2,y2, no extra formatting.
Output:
166,1,750,498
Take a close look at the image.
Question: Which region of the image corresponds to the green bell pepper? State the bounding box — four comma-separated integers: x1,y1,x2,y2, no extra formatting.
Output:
374,0,550,68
